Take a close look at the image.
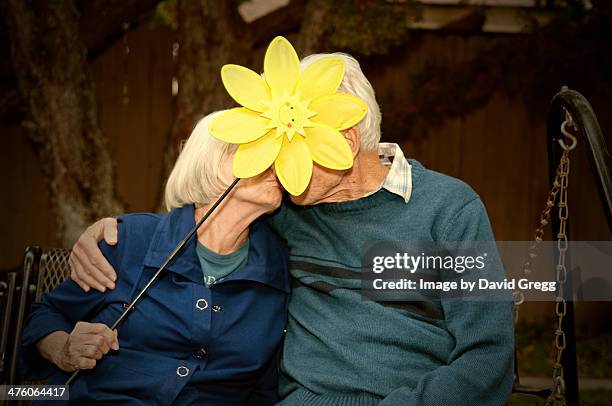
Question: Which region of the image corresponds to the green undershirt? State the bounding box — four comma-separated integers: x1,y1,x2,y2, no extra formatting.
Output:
196,239,249,287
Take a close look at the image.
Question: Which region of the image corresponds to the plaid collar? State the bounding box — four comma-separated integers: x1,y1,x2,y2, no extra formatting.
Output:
372,142,412,203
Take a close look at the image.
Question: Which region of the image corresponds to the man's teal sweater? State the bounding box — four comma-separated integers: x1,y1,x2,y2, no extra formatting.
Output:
269,160,514,406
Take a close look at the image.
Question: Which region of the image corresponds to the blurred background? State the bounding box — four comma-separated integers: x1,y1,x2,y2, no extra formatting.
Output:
1,0,611,403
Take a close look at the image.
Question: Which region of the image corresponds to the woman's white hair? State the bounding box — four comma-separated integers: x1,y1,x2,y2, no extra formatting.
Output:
300,53,382,151
164,111,236,211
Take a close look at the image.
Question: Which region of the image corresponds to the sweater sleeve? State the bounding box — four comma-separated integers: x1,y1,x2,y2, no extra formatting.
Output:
379,198,515,406
19,221,125,381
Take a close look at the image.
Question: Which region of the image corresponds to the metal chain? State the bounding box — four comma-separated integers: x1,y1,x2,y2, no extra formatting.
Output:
513,112,575,406
546,147,570,406
513,149,568,320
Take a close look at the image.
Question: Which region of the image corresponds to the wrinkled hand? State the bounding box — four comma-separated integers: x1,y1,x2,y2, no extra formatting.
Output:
56,322,119,372
70,217,118,292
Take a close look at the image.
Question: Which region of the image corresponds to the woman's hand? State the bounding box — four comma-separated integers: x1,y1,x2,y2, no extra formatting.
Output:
70,217,119,292
37,322,119,372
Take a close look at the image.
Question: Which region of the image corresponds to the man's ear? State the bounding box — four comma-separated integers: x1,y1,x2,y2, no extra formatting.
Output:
343,126,361,158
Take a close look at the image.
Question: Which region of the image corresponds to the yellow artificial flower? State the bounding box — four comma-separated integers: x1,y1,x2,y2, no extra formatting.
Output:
209,36,368,196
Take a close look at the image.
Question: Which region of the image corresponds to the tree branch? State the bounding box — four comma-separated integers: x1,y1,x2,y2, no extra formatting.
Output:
0,0,162,121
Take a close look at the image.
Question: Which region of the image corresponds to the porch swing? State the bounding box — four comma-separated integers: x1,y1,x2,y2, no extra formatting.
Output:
1,88,611,406
511,86,612,406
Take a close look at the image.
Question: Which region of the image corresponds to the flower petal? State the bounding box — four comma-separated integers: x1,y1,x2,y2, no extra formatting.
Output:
275,135,313,196
209,108,271,144
264,36,300,97
221,64,271,112
296,57,344,101
310,93,368,130
233,130,282,178
304,123,353,170
208,107,270,144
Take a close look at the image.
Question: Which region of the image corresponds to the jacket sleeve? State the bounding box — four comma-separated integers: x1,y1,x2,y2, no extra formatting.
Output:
379,198,515,406
20,221,125,381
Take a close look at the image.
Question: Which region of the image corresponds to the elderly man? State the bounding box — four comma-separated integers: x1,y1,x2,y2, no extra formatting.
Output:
68,52,514,405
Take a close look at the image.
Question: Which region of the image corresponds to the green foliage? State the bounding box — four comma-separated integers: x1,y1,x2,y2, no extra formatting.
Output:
324,0,421,56
516,318,612,379
509,390,612,406
515,318,556,377
153,0,177,30
511,317,612,406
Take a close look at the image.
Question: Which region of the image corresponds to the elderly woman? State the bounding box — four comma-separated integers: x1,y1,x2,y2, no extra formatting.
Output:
20,111,289,405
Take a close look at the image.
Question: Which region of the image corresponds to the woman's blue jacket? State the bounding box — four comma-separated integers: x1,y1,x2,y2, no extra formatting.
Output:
21,204,290,405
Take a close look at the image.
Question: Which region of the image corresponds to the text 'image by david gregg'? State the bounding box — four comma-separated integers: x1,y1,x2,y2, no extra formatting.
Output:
1,0,612,405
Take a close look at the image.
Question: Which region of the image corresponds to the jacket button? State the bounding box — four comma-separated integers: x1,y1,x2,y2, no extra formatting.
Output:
212,304,222,312
194,348,207,359
195,298,208,311
176,366,190,377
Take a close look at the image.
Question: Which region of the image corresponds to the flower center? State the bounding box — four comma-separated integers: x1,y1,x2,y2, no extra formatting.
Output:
279,102,303,130
261,91,317,141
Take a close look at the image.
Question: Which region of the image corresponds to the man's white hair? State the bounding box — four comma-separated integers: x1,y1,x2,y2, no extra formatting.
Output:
164,111,236,211
300,53,381,151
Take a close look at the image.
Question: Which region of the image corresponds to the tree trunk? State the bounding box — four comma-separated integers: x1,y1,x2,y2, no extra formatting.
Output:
158,0,249,209
3,0,123,246
0,0,162,121
296,0,332,55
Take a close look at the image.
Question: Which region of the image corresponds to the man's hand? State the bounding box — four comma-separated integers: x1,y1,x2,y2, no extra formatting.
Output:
70,218,118,292
37,322,119,372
